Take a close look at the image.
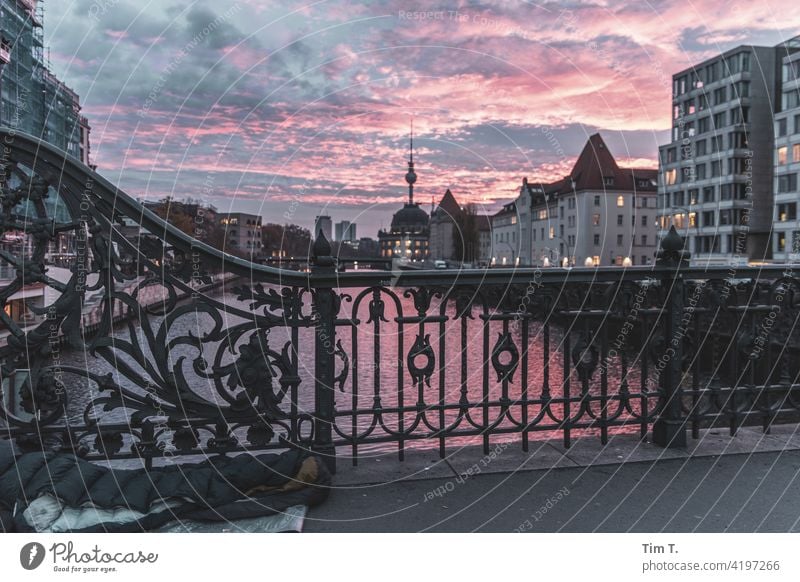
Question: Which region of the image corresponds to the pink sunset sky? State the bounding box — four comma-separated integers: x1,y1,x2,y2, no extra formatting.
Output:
43,0,800,237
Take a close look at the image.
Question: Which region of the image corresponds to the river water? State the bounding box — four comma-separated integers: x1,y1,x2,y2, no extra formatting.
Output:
55,284,651,454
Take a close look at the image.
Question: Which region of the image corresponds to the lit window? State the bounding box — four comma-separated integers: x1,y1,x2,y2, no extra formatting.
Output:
592,214,600,226
592,256,600,266
778,146,788,166
511,216,517,224
549,227,555,239
794,144,800,163
616,195,624,207
689,212,697,228
664,169,677,185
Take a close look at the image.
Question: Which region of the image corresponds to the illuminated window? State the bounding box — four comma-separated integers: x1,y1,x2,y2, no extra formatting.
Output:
549,227,555,239
664,169,677,185
689,212,697,227
794,144,800,163
616,195,624,207
538,209,547,220
511,215,517,224
778,146,788,165
592,256,600,266
592,214,600,226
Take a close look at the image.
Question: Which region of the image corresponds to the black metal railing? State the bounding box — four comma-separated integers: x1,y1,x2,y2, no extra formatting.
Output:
1,129,800,475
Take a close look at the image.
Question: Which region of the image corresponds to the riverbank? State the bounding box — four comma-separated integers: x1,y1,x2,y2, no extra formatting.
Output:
0,270,237,351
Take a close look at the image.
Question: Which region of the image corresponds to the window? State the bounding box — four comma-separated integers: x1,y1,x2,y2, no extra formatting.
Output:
664,169,677,185
778,119,788,137
711,161,721,177
689,189,698,205
713,112,726,129
666,147,677,163
778,203,797,222
592,214,601,226
731,132,748,149
641,235,648,246
617,215,623,226
714,86,726,105
793,144,800,163
778,174,798,193
594,195,601,206
617,234,623,245
698,117,709,134
604,177,615,186
730,107,748,125
538,209,547,220
616,195,624,207
689,212,697,227
703,186,715,202
795,114,800,134
549,226,555,239
594,234,600,245
778,146,788,165
696,164,706,180
592,256,600,266
696,139,707,156
777,232,786,252
702,211,715,226
711,134,724,152
642,215,649,227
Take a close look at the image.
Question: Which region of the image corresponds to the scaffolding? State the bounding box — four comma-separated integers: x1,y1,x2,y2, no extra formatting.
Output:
0,0,86,163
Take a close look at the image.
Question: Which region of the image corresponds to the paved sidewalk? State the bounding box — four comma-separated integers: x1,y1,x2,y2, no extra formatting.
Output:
305,426,800,532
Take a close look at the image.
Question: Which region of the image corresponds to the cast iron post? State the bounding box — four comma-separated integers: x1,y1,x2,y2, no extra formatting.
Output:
311,229,337,473
653,225,689,448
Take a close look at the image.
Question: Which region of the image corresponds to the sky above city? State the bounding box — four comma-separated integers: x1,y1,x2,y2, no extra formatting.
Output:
44,0,800,237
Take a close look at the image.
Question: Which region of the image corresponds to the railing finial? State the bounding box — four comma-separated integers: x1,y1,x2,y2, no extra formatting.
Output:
311,229,335,268
657,225,690,267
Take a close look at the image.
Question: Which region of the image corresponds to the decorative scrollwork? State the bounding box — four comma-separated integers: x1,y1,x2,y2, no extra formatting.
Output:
491,332,519,383
407,333,435,387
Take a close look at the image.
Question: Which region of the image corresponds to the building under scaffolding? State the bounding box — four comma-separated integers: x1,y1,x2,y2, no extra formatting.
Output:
0,0,91,166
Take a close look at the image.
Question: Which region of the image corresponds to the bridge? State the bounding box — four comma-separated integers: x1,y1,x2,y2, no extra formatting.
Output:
1,129,799,475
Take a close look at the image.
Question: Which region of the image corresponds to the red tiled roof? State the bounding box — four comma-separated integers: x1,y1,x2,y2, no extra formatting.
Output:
523,134,657,203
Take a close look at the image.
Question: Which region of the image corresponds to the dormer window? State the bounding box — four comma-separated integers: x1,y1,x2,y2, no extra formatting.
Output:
604,177,615,186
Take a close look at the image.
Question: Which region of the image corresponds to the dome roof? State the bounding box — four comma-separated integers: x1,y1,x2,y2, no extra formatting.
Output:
391,203,429,230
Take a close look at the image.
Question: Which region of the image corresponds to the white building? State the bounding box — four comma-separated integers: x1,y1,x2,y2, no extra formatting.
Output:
512,133,658,267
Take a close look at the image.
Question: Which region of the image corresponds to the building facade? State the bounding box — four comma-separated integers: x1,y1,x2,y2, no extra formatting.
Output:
657,42,798,265
490,201,519,266
218,212,262,257
429,189,462,261
0,0,91,165
773,38,800,261
528,135,658,267
335,220,357,242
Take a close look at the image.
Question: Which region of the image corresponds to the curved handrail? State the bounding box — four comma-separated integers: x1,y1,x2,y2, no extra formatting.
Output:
0,128,313,288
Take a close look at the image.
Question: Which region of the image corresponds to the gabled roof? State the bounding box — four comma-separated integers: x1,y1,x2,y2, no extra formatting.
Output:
569,133,620,192
521,133,658,208
433,188,462,218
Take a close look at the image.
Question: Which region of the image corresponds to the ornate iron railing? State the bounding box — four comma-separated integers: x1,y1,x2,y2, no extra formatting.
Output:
1,129,800,474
